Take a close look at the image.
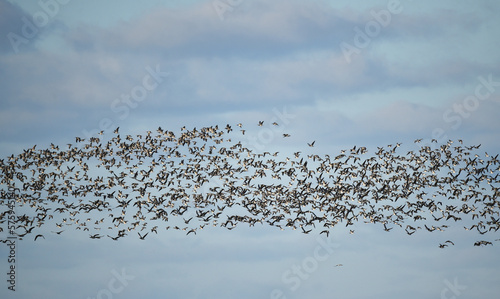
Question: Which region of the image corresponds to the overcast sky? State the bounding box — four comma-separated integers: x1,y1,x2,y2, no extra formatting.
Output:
1,0,500,298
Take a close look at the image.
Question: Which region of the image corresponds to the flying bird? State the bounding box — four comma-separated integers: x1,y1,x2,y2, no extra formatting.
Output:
0,123,498,249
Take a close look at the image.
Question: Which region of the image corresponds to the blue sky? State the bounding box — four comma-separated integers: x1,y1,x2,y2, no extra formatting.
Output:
1,0,500,298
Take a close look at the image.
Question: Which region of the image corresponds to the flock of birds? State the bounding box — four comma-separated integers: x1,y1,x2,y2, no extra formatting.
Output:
0,122,499,248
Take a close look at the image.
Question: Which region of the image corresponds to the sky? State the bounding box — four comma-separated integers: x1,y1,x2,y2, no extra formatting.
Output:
1,0,500,298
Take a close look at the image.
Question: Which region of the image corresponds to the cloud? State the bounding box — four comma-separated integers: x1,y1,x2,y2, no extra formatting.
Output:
0,0,39,53
62,0,356,58
361,100,441,134
0,0,70,54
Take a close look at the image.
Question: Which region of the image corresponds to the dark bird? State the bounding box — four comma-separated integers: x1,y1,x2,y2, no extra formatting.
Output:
0,123,498,249
138,232,148,240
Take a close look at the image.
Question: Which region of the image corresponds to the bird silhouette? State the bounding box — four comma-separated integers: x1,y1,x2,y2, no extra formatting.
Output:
0,123,498,248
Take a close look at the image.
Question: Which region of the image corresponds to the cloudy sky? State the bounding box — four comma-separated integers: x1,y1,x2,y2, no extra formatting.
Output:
1,0,500,298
